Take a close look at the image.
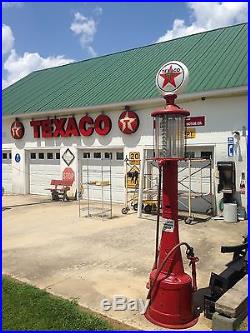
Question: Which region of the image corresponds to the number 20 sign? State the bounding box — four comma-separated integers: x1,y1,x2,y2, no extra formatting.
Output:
129,152,140,165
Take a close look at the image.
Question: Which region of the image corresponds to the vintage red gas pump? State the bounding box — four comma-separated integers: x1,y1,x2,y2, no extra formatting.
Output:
144,61,199,329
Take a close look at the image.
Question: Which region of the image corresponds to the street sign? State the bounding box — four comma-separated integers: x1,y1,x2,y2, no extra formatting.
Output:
15,153,21,163
129,151,140,165
155,61,189,95
126,165,140,189
185,128,196,139
63,167,75,182
185,116,205,127
228,144,234,157
62,148,75,166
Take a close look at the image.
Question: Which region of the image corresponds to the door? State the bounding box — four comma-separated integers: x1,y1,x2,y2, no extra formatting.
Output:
2,150,12,193
80,149,124,203
29,150,61,195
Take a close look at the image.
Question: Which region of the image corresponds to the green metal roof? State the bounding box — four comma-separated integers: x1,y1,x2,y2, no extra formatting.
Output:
2,23,248,117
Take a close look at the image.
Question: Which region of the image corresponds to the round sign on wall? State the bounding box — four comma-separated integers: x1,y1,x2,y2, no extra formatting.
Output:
118,111,139,134
155,61,189,95
62,167,75,183
11,121,25,139
15,153,21,163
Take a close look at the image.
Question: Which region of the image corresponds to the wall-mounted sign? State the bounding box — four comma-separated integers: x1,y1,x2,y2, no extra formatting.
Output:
155,61,189,95
129,152,140,165
227,137,234,157
15,153,21,163
126,165,140,189
11,121,25,139
185,127,196,139
63,167,75,183
186,116,205,127
30,114,112,138
118,111,139,134
228,144,234,157
62,148,75,166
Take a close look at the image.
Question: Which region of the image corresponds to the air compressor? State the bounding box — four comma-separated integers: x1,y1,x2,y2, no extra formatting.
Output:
144,61,199,329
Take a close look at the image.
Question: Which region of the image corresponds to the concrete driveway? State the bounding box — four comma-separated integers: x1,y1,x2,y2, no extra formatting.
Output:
2,195,247,330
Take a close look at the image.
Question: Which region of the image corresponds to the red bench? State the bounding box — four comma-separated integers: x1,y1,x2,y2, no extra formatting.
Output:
46,179,74,201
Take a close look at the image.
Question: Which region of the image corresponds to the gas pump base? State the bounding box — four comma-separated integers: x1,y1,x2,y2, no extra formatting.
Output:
145,270,199,329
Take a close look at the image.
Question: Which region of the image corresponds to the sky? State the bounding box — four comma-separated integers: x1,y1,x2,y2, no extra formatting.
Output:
2,1,248,89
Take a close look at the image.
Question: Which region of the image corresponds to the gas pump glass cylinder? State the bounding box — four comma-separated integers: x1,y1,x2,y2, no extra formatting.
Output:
154,114,186,159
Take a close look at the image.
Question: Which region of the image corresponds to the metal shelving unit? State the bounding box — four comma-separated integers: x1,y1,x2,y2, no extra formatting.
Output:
78,157,112,220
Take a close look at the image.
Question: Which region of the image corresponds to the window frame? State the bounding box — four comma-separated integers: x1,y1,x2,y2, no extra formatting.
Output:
38,152,45,160
30,152,36,160
93,152,102,159
83,152,91,159
116,152,124,160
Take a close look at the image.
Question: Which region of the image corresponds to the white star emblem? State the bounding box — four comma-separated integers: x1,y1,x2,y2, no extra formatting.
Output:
119,112,136,131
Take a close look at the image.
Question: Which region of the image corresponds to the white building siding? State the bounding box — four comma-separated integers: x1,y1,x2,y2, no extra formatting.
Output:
2,94,248,213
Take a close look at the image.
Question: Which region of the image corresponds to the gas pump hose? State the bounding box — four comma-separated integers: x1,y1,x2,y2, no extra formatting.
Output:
146,242,199,305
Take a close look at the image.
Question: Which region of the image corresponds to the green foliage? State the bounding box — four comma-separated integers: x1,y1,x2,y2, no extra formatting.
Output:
2,276,114,331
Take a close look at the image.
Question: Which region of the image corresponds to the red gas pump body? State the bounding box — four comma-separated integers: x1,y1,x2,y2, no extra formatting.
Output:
144,97,199,329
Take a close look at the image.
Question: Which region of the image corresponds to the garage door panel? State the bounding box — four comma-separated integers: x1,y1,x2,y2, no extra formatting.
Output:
29,150,60,195
81,150,124,203
2,151,12,193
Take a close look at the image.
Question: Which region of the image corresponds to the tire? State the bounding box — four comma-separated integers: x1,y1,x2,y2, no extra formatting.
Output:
52,191,59,201
133,203,138,211
122,207,129,214
185,217,192,225
151,204,157,212
133,203,144,212
144,204,152,214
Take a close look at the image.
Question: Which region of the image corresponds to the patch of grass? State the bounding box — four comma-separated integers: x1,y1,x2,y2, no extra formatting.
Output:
2,276,117,330
238,317,248,331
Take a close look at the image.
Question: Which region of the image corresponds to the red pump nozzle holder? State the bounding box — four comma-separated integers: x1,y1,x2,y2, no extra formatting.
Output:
144,95,199,329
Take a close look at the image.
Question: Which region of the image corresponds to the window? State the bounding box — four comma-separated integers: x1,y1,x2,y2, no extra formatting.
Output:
83,152,90,159
201,151,213,160
104,152,112,159
47,152,53,160
30,153,36,159
3,153,7,159
9,153,12,159
185,151,195,158
94,152,101,159
38,152,44,159
116,152,124,160
56,152,60,159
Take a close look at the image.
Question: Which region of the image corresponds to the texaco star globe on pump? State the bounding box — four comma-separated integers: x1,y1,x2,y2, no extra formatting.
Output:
155,61,189,95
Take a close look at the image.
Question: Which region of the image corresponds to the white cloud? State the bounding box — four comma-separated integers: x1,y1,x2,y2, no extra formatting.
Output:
94,6,103,16
2,25,74,89
2,24,15,55
157,2,248,42
2,2,24,8
70,11,99,57
3,49,74,88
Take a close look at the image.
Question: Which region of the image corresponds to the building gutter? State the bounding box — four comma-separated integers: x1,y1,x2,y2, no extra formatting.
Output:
3,86,247,120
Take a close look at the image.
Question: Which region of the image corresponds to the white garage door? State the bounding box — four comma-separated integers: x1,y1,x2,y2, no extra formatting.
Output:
2,151,12,193
80,149,124,203
29,150,61,195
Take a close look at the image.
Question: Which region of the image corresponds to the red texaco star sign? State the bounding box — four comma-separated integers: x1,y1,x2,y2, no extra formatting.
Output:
118,111,139,134
11,121,25,139
160,65,182,88
155,61,189,95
